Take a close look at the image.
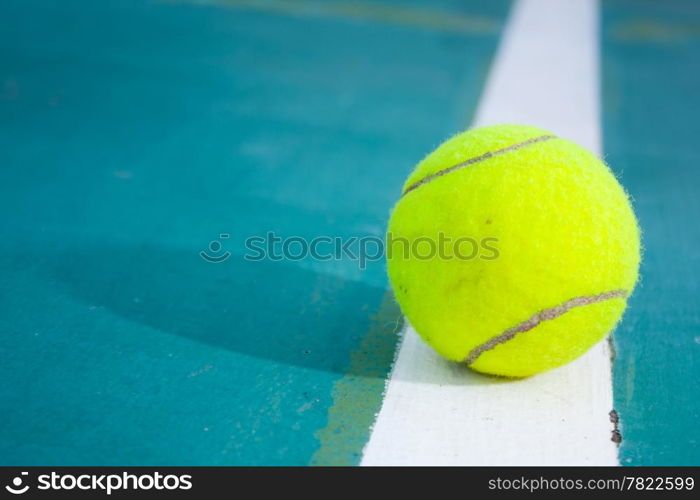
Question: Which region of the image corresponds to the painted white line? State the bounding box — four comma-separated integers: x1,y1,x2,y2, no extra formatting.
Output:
473,0,601,149
361,0,617,466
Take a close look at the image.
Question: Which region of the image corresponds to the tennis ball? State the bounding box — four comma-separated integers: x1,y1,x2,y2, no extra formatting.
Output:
386,124,640,377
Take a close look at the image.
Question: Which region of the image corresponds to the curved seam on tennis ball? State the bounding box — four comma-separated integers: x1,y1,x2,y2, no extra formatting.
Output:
464,289,628,365
402,134,557,196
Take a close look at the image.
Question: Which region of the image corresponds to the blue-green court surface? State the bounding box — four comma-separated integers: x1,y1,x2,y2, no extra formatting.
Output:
0,0,510,465
603,0,700,466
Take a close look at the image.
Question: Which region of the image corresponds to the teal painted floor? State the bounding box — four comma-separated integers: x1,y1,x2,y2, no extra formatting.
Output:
603,0,700,466
0,0,510,464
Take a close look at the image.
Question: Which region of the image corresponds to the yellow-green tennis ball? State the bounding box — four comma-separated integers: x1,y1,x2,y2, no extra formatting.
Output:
386,124,640,378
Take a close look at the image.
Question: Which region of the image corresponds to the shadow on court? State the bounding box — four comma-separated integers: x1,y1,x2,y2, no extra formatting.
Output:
47,243,399,378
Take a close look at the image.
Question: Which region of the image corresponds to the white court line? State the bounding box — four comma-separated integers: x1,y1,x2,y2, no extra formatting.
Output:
361,0,617,466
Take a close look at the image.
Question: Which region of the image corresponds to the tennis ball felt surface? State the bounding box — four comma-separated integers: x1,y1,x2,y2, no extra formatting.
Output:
386,124,640,377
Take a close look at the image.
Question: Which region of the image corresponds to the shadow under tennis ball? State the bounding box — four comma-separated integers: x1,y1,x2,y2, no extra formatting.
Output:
48,243,398,378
